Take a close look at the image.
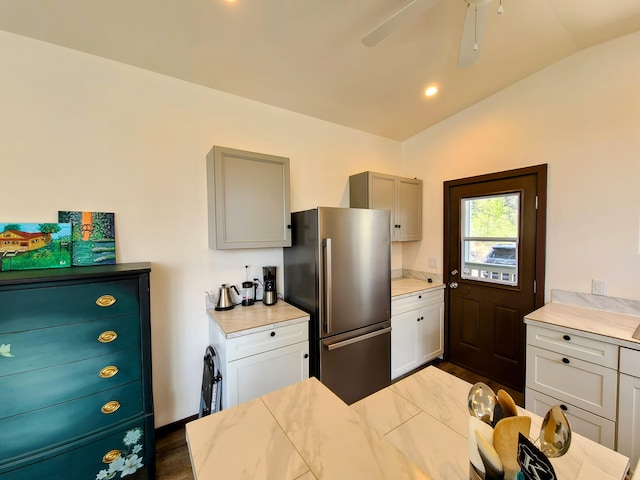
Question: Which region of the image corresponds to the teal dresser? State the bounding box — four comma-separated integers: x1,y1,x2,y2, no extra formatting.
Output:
0,263,154,480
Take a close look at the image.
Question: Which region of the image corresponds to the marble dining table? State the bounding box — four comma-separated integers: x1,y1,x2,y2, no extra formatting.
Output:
185,366,629,480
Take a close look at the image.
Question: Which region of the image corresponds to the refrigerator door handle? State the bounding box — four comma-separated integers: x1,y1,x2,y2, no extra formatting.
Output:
322,237,333,334
325,326,392,351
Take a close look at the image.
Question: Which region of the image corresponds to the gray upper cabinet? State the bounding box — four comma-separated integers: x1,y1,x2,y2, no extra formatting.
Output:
349,171,422,242
207,146,291,249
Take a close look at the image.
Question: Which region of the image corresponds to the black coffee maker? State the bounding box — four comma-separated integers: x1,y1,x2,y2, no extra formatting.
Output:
262,266,277,305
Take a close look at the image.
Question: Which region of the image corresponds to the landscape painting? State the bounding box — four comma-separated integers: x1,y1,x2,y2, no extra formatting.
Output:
58,211,116,266
0,223,72,271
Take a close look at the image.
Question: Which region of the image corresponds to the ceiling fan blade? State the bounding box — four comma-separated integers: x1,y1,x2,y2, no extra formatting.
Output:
457,3,489,68
361,0,418,47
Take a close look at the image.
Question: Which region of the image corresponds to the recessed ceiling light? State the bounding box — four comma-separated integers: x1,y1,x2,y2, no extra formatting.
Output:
425,86,438,97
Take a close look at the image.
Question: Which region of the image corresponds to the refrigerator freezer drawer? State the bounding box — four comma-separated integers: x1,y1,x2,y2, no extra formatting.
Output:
319,322,391,405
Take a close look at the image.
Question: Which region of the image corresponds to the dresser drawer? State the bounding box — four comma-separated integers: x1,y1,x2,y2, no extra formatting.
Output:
526,346,617,419
1,348,142,419
525,388,616,448
226,321,308,361
0,314,140,376
0,417,150,480
0,381,143,462
0,279,140,334
526,324,618,369
392,289,443,316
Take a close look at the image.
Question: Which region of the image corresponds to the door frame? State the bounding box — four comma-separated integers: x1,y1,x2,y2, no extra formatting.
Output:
442,164,547,362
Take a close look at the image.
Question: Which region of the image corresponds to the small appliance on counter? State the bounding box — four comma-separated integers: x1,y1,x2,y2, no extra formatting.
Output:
214,284,239,311
262,266,278,305
241,281,256,306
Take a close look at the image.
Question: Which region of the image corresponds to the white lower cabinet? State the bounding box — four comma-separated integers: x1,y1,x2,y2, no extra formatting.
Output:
525,323,619,449
210,319,309,409
391,288,444,380
618,348,640,474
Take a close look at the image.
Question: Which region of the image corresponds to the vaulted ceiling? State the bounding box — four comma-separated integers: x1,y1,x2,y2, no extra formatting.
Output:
1,0,639,140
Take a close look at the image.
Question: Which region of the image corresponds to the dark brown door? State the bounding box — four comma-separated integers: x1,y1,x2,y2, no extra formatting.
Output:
444,165,547,390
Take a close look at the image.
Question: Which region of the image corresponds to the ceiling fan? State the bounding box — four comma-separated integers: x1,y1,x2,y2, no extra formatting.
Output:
361,0,505,68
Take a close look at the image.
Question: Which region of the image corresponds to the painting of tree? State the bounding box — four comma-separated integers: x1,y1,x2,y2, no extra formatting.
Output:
58,211,116,266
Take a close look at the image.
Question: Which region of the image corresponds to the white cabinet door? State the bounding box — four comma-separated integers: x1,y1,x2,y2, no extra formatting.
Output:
525,345,618,420
206,145,291,249
396,176,422,242
391,293,444,380
526,388,616,448
226,341,309,407
417,302,444,364
391,309,421,380
618,373,640,471
349,171,422,242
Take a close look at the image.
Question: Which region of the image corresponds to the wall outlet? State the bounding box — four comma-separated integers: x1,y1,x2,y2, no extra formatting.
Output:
428,257,439,269
592,279,607,296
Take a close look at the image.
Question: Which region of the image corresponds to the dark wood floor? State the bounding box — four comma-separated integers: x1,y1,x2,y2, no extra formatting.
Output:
154,360,523,479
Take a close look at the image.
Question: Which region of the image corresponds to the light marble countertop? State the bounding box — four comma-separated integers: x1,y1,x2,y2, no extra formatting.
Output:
524,302,640,350
186,376,429,480
186,366,628,480
391,277,445,298
207,301,309,338
353,366,629,480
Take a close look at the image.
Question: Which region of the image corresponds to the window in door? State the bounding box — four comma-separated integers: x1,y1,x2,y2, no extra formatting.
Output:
460,193,520,286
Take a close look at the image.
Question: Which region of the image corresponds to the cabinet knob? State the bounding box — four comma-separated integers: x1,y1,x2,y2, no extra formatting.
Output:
421,316,424,320
304,353,309,359
96,295,117,307
562,357,570,364
99,365,119,378
102,449,122,464
287,224,292,229
563,335,571,341
101,400,121,414
418,295,422,299
560,404,568,411
270,331,276,337
98,330,118,343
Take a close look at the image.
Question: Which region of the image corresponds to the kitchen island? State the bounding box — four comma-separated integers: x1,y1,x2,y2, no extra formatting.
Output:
185,366,628,480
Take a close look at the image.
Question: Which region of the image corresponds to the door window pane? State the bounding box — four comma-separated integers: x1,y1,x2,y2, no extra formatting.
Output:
461,193,519,286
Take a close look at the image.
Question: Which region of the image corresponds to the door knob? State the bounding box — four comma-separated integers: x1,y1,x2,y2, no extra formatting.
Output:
449,282,459,289
451,269,459,276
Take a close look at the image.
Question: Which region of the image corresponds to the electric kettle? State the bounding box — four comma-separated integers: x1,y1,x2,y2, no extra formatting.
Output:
215,284,239,311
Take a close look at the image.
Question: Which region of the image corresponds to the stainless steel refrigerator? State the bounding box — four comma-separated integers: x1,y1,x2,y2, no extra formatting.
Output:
283,207,391,404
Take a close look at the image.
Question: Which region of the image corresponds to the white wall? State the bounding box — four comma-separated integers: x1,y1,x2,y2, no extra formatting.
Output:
3,28,639,427
0,31,402,426
402,31,640,302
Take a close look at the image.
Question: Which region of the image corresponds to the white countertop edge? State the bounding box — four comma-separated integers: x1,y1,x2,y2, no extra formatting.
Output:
524,303,640,350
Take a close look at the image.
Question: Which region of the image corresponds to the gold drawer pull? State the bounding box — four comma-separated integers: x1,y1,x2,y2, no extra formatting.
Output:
96,295,117,307
101,400,121,414
102,449,121,464
98,331,118,343
99,365,119,378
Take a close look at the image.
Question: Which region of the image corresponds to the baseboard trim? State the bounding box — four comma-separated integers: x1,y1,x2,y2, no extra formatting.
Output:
155,414,198,436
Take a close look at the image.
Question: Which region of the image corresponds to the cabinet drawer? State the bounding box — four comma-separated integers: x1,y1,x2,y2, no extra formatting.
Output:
526,346,617,419
0,417,150,480
1,348,142,419
0,381,143,462
525,388,615,448
226,340,309,407
621,347,640,377
526,324,618,369
0,279,140,334
226,321,308,361
392,289,443,316
0,314,140,376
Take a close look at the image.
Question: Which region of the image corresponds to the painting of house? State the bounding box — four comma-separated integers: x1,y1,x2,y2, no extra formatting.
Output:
0,223,71,271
